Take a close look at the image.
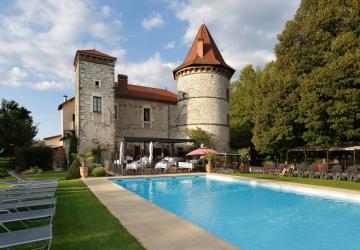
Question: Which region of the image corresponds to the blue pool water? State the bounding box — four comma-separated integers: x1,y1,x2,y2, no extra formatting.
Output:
113,175,360,250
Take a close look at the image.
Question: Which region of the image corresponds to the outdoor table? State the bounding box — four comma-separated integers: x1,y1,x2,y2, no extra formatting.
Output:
155,162,171,170
126,162,144,170
178,162,193,170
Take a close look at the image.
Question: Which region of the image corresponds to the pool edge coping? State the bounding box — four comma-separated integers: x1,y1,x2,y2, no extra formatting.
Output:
82,174,240,250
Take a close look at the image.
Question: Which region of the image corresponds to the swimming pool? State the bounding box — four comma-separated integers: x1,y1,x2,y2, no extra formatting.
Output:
113,175,360,250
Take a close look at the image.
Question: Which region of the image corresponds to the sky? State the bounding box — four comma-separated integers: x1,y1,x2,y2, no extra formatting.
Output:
0,0,300,139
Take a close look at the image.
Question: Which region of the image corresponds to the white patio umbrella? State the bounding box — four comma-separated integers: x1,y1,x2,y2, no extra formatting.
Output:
119,140,125,175
149,141,153,164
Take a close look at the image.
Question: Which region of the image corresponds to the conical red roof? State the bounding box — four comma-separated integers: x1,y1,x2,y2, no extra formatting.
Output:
173,24,235,78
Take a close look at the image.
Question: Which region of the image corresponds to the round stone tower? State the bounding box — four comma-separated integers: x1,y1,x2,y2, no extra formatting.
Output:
173,24,235,152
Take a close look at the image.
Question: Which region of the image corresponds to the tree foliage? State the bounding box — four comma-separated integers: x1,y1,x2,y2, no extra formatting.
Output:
229,65,260,149
24,143,53,170
0,99,37,155
185,127,213,148
251,0,360,154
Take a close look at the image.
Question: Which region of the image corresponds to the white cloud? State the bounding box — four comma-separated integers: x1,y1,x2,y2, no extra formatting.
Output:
172,0,300,76
142,13,165,30
0,0,124,90
165,41,176,49
116,53,178,92
101,5,111,16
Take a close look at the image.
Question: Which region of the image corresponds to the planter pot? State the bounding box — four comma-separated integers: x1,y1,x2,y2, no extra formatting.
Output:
80,166,89,178
206,163,212,173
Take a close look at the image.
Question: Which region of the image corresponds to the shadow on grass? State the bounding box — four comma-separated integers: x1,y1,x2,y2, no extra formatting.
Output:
52,178,144,250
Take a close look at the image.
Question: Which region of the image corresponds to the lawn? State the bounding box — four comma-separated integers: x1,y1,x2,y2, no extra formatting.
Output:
230,173,360,191
1,171,144,250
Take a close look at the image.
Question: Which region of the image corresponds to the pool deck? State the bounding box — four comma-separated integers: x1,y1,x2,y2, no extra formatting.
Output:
215,173,360,202
82,174,240,250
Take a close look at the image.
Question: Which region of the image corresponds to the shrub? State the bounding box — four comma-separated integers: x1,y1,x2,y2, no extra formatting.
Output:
65,158,81,180
91,167,105,177
88,162,96,174
24,144,53,170
22,166,42,175
68,134,77,165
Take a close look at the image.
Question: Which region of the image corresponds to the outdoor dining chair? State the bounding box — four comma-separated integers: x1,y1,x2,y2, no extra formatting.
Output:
347,166,358,182
297,163,305,178
309,164,318,178
319,164,329,179
331,165,342,181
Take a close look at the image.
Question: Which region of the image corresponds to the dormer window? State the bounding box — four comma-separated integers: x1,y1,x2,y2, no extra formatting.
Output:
94,80,100,87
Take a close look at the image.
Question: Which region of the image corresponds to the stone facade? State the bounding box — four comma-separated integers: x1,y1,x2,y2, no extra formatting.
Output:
174,66,231,152
75,57,116,153
115,98,176,140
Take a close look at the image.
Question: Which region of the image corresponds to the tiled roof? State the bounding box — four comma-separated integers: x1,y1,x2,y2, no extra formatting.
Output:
115,84,177,104
173,24,235,77
77,49,116,60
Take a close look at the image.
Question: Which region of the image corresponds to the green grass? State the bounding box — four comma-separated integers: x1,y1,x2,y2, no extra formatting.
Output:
1,171,144,250
230,173,360,191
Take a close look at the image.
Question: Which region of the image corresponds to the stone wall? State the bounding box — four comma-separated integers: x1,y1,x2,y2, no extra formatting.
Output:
75,60,116,153
174,66,230,152
115,98,177,142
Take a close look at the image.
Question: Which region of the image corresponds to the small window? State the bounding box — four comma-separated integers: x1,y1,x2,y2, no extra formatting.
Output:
72,114,75,121
93,96,102,112
114,105,118,120
143,108,150,122
94,80,100,87
226,89,230,101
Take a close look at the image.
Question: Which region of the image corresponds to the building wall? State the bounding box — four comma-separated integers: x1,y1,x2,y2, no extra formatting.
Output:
61,100,75,137
115,98,177,142
75,60,116,153
174,67,230,152
43,136,62,148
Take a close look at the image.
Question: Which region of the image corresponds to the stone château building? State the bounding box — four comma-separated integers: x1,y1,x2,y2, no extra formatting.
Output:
54,24,234,161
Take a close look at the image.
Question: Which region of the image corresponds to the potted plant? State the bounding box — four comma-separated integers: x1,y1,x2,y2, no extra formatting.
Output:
204,152,216,173
72,152,94,178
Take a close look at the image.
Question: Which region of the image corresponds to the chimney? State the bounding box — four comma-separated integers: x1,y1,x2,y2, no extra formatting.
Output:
63,95,68,102
197,38,204,57
117,74,128,92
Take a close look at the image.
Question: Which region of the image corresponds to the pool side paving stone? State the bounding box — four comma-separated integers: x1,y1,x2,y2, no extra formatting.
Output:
83,174,240,250
215,173,360,198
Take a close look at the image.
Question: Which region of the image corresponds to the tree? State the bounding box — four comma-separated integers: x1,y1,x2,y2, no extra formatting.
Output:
0,148,14,178
185,127,213,148
252,62,304,155
253,0,360,155
0,99,37,155
24,143,53,170
229,65,260,149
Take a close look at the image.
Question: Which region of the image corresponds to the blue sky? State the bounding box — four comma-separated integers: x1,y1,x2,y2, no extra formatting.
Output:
0,0,300,139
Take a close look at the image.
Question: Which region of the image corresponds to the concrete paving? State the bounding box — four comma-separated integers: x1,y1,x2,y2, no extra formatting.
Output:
83,176,239,250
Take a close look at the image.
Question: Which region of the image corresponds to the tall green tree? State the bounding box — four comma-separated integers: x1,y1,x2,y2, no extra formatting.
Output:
229,65,260,149
0,99,38,155
253,0,360,154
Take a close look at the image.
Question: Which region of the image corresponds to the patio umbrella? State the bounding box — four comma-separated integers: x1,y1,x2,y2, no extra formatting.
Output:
149,141,153,164
187,147,217,156
119,140,125,175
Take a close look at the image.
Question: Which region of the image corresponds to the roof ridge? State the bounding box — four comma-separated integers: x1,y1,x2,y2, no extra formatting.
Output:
127,83,174,93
